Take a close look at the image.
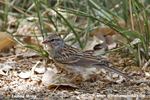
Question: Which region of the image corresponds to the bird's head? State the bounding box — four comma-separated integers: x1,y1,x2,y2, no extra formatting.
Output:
42,34,65,52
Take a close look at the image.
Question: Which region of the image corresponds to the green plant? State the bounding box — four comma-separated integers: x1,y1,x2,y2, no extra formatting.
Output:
1,0,150,67
39,0,150,66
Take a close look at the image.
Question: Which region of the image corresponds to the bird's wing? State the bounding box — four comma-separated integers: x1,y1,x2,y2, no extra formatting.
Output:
54,48,107,65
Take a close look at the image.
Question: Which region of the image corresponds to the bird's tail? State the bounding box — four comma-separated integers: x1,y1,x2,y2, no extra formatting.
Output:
95,64,132,79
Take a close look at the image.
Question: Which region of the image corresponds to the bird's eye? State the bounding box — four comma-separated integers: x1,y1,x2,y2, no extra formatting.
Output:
50,39,55,42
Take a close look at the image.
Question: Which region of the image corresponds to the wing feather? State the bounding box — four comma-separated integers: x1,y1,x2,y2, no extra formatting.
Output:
54,44,107,65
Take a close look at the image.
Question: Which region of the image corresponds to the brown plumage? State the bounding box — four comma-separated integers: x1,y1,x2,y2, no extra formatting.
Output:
42,34,132,82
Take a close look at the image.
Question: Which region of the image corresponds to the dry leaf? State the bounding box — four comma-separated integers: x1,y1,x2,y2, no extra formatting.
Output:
19,61,40,78
102,25,115,36
84,36,103,51
23,37,43,49
145,72,150,77
0,32,16,52
47,83,77,90
35,67,46,74
19,71,31,79
42,69,78,89
42,70,58,86
2,65,12,72
89,27,106,42
112,33,127,43
132,66,142,72
0,69,7,76
108,42,117,50
42,70,70,86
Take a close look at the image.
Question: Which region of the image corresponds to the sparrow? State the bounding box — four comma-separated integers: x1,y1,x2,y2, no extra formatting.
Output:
42,34,132,83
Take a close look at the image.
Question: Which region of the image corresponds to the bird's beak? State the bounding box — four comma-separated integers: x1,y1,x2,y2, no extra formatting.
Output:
42,40,48,44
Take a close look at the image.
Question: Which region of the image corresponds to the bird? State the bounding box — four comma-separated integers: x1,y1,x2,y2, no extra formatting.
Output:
42,34,132,83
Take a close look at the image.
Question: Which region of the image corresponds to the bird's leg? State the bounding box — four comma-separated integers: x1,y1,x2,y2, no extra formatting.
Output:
67,72,79,83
